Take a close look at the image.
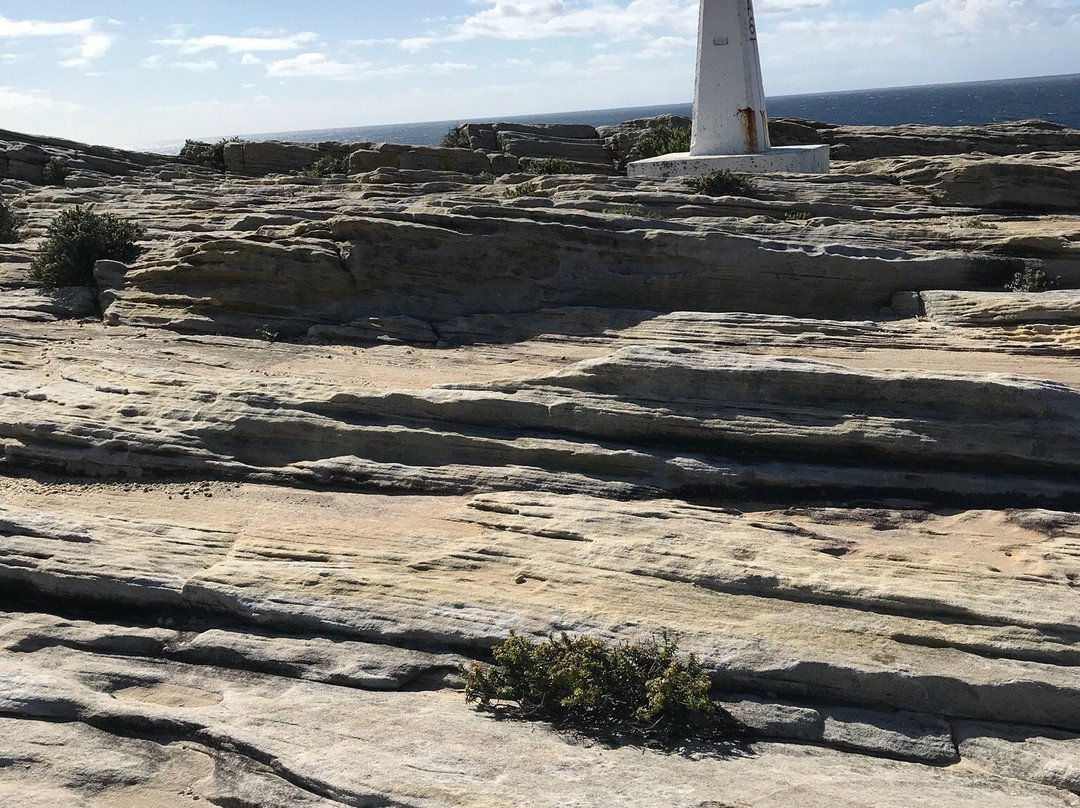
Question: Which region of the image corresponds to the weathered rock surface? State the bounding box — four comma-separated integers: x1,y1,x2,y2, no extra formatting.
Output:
0,287,96,321
921,289,1080,325
818,118,1080,161
0,127,172,184
223,140,354,176
3,118,1080,806
844,151,1080,211
957,721,1080,796
99,202,1003,336
598,116,1080,167
4,662,1073,808
4,342,1080,503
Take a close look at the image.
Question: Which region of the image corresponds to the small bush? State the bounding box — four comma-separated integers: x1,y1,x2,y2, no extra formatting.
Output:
601,204,664,220
689,170,757,198
441,126,471,149
181,137,242,170
503,180,541,199
300,155,349,178
635,123,691,159
256,324,280,343
43,157,70,186
522,157,592,176
29,206,144,288
463,632,744,745
1005,266,1058,293
0,198,23,243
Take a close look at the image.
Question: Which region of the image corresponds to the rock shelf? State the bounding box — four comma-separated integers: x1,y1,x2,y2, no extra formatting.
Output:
1,118,1080,806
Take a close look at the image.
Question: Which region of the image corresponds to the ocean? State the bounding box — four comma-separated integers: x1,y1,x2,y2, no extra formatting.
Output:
138,73,1080,155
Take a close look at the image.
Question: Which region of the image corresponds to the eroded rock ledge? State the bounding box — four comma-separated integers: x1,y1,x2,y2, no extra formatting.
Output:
1,118,1080,807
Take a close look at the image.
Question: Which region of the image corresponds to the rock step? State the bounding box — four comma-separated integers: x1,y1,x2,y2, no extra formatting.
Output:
3,494,1080,736
97,208,1011,338
921,290,1080,326
4,346,1080,504
4,660,1077,807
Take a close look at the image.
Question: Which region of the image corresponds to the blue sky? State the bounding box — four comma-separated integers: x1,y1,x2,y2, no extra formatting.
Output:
0,0,1077,147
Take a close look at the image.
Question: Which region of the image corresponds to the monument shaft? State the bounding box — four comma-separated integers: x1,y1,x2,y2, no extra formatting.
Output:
627,0,830,177
691,0,771,156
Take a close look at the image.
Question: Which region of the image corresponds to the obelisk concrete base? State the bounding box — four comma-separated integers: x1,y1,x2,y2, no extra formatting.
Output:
628,145,831,178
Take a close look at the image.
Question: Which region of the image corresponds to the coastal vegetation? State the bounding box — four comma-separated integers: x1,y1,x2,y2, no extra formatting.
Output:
601,204,664,220
29,206,144,288
0,198,22,243
441,125,471,149
689,169,757,197
181,137,242,171
502,180,541,199
463,632,744,745
1005,266,1059,292
43,157,70,186
300,155,350,178
522,157,592,175
634,122,692,159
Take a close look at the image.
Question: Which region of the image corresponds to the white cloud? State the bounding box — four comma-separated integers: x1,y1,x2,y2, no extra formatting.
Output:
241,53,263,66
266,53,365,79
639,34,694,58
373,62,477,77
345,38,401,47
0,15,94,38
761,0,1080,93
912,0,1018,30
155,31,319,54
79,33,115,60
174,60,219,72
399,0,700,50
0,86,84,112
586,53,625,72
758,0,842,10
265,53,477,81
0,13,114,69
59,32,116,69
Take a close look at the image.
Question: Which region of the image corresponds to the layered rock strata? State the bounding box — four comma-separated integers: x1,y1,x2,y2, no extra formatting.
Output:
1,118,1080,806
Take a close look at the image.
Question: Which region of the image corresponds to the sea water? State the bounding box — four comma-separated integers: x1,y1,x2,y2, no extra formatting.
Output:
139,73,1080,155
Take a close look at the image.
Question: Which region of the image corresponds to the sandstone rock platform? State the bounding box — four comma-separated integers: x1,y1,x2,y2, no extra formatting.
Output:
1,118,1080,806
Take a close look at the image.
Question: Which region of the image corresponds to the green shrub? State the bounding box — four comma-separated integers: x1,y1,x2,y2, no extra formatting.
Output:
1005,266,1058,293
522,157,592,176
0,198,23,243
43,157,70,186
601,204,663,220
503,180,541,199
29,206,144,288
441,126,471,149
180,137,242,170
689,170,757,197
463,632,744,745
256,324,280,343
635,123,691,159
300,155,349,178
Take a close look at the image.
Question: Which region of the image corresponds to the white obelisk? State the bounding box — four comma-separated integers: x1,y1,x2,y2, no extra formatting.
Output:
629,0,829,177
